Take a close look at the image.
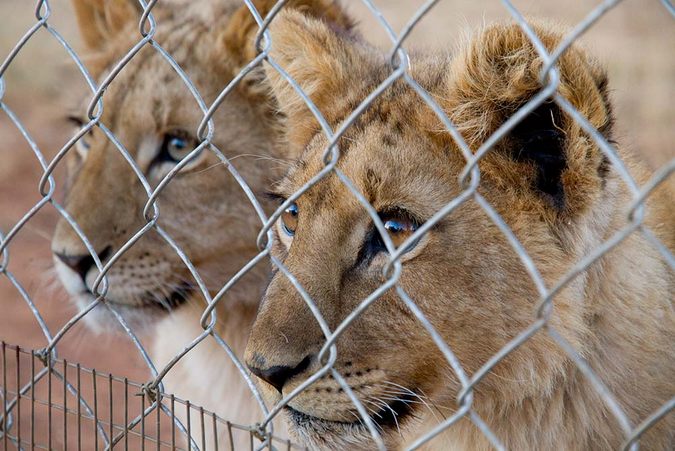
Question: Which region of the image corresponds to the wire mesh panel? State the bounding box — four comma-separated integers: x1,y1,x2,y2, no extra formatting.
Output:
0,0,673,450
0,343,303,450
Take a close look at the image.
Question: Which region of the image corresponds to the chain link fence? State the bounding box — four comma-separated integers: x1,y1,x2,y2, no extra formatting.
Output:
0,0,673,450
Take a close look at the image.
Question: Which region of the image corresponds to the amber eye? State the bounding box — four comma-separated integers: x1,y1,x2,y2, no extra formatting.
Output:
382,214,419,249
281,202,299,236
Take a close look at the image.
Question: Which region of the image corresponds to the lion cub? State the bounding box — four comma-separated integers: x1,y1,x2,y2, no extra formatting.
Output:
243,11,675,450
51,0,352,445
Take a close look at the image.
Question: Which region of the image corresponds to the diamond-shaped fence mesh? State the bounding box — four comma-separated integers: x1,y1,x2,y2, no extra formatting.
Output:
0,0,673,450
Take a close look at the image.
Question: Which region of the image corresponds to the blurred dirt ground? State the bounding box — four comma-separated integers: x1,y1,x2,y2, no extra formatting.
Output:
0,0,673,424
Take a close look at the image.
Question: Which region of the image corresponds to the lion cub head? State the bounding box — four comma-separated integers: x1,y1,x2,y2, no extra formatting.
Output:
51,0,352,330
244,11,674,450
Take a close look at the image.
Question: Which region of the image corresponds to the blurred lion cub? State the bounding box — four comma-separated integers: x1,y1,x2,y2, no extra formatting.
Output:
52,0,352,445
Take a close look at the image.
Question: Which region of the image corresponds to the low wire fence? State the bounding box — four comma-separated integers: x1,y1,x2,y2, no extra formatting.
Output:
0,0,673,450
0,343,301,450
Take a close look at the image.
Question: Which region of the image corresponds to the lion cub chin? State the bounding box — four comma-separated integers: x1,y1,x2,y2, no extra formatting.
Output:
243,11,675,451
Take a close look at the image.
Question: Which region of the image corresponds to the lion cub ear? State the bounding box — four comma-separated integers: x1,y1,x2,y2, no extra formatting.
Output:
445,22,615,214
222,0,354,64
219,2,356,153
70,0,141,50
260,9,365,154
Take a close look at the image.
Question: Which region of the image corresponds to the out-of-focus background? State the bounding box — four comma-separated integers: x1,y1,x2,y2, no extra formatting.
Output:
1,0,673,394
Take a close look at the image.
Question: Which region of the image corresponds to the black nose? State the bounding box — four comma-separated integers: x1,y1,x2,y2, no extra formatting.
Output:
54,246,111,284
247,355,312,393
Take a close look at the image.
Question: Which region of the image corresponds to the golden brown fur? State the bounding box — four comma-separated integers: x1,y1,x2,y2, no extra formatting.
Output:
51,0,352,445
244,11,674,450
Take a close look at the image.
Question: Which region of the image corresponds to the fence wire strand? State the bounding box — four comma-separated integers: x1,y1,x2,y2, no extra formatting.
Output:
0,0,673,449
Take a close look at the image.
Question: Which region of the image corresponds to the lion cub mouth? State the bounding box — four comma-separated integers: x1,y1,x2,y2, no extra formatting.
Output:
68,281,194,333
68,283,193,333
54,252,194,319
285,392,417,435
87,282,193,311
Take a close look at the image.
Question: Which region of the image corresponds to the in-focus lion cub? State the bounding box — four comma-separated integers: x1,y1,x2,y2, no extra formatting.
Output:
244,11,675,450
51,0,351,441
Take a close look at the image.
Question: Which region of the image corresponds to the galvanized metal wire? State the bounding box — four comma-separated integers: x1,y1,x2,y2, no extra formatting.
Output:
0,344,302,451
0,0,673,450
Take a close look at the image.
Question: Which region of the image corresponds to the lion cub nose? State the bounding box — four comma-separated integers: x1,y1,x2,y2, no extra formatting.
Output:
247,355,312,393
54,246,111,284
54,252,96,283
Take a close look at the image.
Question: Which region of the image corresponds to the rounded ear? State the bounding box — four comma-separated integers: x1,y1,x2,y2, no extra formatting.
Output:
221,0,355,67
444,21,615,215
258,9,367,154
218,2,358,153
70,0,141,50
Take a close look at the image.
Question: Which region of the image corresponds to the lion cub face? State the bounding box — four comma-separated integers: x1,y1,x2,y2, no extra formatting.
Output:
245,12,619,449
51,0,277,329
51,0,353,330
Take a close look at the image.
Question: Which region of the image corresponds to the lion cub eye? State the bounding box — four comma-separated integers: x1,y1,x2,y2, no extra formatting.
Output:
161,131,196,163
281,202,299,236
359,210,422,265
67,115,91,159
382,214,419,249
154,130,205,173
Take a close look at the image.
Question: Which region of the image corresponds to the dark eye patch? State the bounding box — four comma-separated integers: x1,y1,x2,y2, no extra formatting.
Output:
66,115,85,127
356,228,387,267
355,208,422,267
